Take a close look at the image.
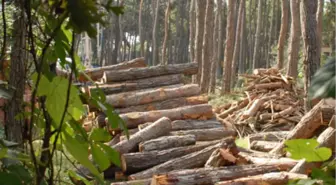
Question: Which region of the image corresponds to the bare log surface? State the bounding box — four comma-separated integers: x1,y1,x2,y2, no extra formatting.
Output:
251,140,279,152
113,117,172,153
171,120,222,130
121,140,220,174
103,62,198,82
317,127,335,149
129,137,235,180
89,75,184,95
110,178,151,185
139,135,196,152
248,131,289,142
150,164,292,185
80,57,146,81
115,95,208,114
120,104,214,129
170,128,236,141
215,172,308,185
270,100,335,155
106,84,201,108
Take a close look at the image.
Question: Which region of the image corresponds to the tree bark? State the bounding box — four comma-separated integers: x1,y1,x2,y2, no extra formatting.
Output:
171,120,222,131
170,128,236,141
121,140,219,174
194,0,206,84
300,0,320,112
113,117,172,154
106,84,201,108
189,0,196,63
316,0,324,69
110,179,151,185
152,0,160,65
221,0,235,94
91,75,183,95
120,104,214,129
231,0,245,88
248,131,289,142
286,0,301,78
161,1,171,65
112,3,121,64
277,0,289,69
6,0,26,144
209,2,219,94
139,135,196,152
139,0,145,57
129,137,235,180
103,62,198,82
115,95,208,114
150,164,293,185
251,140,279,152
200,0,214,93
252,0,263,69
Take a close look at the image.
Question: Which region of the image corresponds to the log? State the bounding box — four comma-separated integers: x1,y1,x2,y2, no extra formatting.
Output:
110,179,151,185
79,57,146,81
171,120,222,130
329,115,335,128
121,140,220,174
317,126,335,149
215,172,308,185
115,95,208,114
138,122,153,130
139,135,196,152
238,152,298,169
242,95,278,119
105,134,121,147
89,75,184,95
250,141,279,152
150,164,293,185
129,137,235,180
170,128,236,141
270,100,335,155
248,131,289,142
113,117,172,153
103,62,198,82
253,68,279,75
106,84,201,108
205,148,239,168
219,96,256,119
120,104,214,129
259,106,296,121
254,82,284,90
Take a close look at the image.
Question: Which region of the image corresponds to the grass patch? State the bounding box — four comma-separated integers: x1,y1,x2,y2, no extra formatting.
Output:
208,88,245,107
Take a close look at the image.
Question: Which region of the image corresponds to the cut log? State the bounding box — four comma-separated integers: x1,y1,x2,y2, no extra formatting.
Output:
89,75,184,95
139,135,196,152
79,57,146,81
113,117,172,153
270,100,335,155
238,152,298,169
120,104,214,129
171,120,222,130
106,84,201,108
248,131,289,142
150,164,293,185
115,95,208,114
170,128,236,141
253,68,279,75
105,134,121,147
110,179,151,185
329,115,335,128
254,82,284,90
242,95,278,119
290,127,336,174
215,172,308,185
205,147,239,168
250,141,280,152
138,122,153,130
121,140,220,174
103,62,198,82
259,106,296,121
219,96,256,119
129,137,235,180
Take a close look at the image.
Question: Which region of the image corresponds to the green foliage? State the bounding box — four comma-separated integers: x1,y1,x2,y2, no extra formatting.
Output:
285,139,332,162
235,137,249,149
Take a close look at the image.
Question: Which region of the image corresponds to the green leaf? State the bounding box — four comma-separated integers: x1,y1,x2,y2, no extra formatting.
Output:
89,128,111,142
6,165,33,184
311,168,336,184
0,172,23,185
285,139,332,162
63,132,103,181
287,179,319,185
235,137,250,149
91,143,110,171
97,142,121,167
0,147,7,159
68,170,91,185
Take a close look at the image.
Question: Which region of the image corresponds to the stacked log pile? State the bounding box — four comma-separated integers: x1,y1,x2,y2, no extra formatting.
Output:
215,68,305,136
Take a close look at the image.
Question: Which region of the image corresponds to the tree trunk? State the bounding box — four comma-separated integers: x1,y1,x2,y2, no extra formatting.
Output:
121,140,219,174
120,104,214,129
193,0,206,84
286,0,301,78
300,0,319,112
221,0,236,94
267,0,276,68
152,0,160,65
189,0,196,63
5,0,26,144
139,0,144,57
200,0,214,93
209,1,219,94
129,137,234,180
112,2,121,64
231,0,245,88
113,117,172,154
316,0,324,69
139,135,196,152
103,62,198,82
115,95,208,114
277,0,289,69
252,0,263,69
161,1,171,65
